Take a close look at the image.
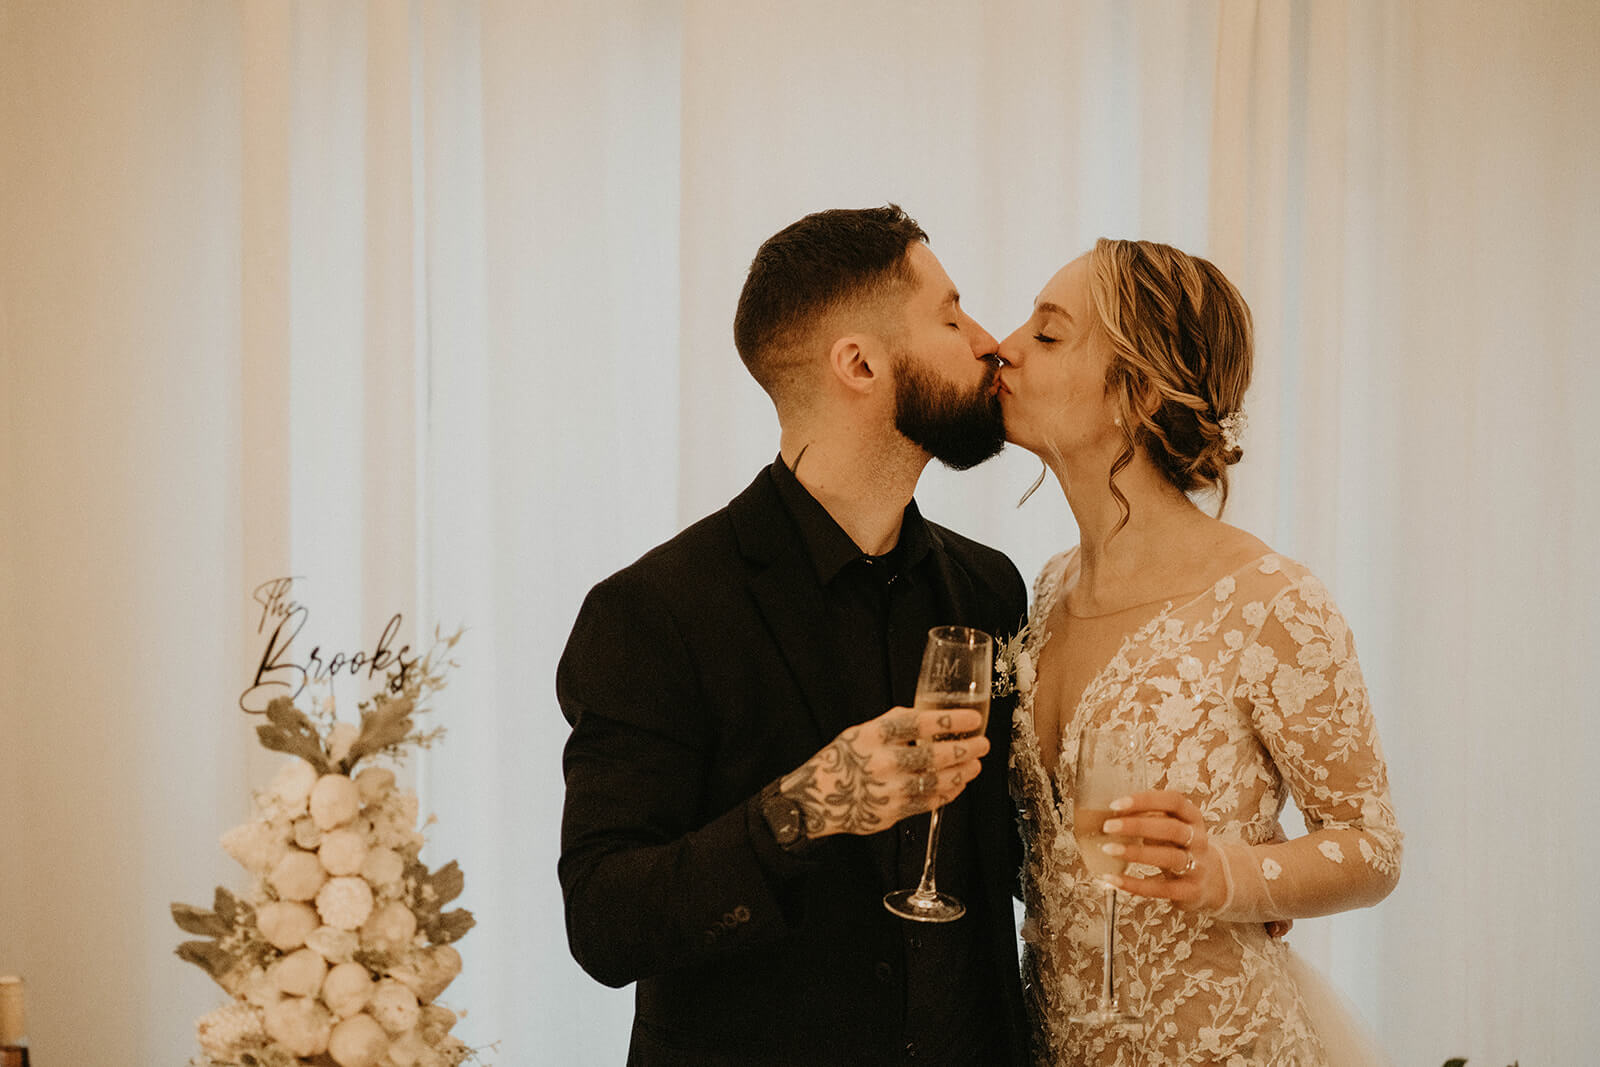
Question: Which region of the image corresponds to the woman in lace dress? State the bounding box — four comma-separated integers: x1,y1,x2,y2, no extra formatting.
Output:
993,239,1402,1065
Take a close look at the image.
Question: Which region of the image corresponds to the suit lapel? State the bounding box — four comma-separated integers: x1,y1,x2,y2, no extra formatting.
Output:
731,470,851,744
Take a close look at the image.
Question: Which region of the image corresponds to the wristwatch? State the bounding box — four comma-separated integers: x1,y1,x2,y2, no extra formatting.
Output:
758,781,806,850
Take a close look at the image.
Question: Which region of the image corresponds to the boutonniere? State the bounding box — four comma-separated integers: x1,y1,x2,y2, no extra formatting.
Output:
992,622,1036,699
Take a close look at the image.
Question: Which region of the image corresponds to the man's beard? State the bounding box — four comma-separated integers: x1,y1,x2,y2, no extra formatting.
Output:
892,352,1007,471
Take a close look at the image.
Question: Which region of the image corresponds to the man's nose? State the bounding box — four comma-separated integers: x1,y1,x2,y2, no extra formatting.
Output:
994,330,1021,366
968,319,999,357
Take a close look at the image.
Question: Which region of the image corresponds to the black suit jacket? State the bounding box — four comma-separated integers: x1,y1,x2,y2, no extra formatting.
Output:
557,465,1028,1065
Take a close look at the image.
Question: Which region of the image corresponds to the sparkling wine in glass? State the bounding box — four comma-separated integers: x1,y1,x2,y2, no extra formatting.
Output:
883,625,992,923
1069,725,1147,1031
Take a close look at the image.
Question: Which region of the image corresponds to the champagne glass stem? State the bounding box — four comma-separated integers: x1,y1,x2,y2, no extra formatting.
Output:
909,806,945,900
1099,884,1119,1013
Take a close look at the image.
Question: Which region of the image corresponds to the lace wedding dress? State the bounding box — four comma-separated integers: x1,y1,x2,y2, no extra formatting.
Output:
1010,550,1402,1065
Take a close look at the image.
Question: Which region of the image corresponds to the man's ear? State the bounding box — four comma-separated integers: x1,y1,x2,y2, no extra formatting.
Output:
828,334,879,395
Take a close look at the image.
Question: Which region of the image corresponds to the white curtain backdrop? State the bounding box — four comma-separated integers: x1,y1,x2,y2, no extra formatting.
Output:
2,1,1595,1064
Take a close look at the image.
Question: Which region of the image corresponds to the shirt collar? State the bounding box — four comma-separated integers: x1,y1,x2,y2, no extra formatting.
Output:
768,453,932,585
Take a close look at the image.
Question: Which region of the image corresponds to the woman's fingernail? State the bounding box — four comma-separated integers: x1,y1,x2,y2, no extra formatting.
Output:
1110,796,1132,811
1101,842,1126,856
1103,819,1123,834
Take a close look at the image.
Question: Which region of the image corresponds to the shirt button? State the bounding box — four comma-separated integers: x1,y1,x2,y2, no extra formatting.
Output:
904,1040,919,1058
874,961,894,983
907,935,921,951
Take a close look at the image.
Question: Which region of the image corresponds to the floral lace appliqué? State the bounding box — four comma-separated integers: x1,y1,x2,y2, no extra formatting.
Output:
1011,550,1401,1066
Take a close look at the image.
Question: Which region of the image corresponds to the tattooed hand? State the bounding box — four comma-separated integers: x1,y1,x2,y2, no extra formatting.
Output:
777,706,989,840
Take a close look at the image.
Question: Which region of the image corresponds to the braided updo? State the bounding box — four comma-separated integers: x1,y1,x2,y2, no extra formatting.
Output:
1087,238,1253,529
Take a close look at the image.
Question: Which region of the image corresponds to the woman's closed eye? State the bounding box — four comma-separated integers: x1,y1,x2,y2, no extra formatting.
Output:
1033,333,1059,345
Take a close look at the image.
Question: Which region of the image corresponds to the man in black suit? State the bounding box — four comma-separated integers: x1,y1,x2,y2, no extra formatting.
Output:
557,205,1027,1065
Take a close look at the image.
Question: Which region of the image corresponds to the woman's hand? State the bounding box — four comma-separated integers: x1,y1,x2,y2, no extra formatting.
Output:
1096,790,1227,913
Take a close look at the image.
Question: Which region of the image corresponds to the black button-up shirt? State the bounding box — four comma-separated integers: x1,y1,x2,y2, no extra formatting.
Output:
769,456,1006,1065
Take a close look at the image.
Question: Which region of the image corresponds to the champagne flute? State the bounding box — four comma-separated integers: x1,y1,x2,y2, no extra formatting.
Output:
1069,725,1147,1031
883,625,992,923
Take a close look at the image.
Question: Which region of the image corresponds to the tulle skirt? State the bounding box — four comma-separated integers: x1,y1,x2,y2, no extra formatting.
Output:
1285,946,1389,1066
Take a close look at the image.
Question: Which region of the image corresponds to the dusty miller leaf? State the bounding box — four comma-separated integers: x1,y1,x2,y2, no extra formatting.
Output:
175,940,232,980
427,860,465,907
213,886,250,928
426,908,476,945
343,695,415,768
171,902,228,938
257,697,330,771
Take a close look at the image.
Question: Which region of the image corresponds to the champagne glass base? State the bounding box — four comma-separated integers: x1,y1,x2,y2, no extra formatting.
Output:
883,889,965,923
1068,1006,1142,1032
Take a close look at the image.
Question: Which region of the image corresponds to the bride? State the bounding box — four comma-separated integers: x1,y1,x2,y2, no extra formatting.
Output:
994,239,1402,1065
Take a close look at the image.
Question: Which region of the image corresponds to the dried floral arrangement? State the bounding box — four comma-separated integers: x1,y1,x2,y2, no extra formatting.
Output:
173,629,489,1067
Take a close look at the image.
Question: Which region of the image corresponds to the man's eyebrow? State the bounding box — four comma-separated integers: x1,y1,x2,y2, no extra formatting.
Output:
1036,300,1072,320
940,288,961,308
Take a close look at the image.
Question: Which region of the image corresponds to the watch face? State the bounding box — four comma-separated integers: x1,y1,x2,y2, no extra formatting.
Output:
764,793,802,845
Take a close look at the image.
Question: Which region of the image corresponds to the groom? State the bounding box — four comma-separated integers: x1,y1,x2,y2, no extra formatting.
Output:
557,205,1028,1065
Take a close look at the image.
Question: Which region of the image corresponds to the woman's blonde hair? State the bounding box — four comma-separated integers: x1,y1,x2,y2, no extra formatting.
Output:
1088,237,1253,534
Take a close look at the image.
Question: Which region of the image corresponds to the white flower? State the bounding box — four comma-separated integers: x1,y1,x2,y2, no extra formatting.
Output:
320,828,370,876
235,965,285,1010
317,875,376,930
1260,556,1281,574
356,766,397,805
270,759,320,814
222,819,290,876
1238,644,1277,684
328,1011,390,1067
264,995,333,1057
1177,655,1203,681
361,899,419,951
1297,641,1333,673
385,1027,433,1067
273,946,328,997
322,960,375,1017
1319,840,1346,864
293,815,324,850
1242,601,1268,628
1166,736,1207,794
1261,857,1283,880
361,846,407,895
1223,629,1244,650
1270,665,1328,718
306,924,360,964
311,774,363,830
369,977,421,1035
1359,838,1377,864
1155,692,1202,733
1015,651,1036,694
327,721,361,764
270,848,329,902
195,1001,265,1059
373,791,423,852
256,900,321,952
1215,575,1236,601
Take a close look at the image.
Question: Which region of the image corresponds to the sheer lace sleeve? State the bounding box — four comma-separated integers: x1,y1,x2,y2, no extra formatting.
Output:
1208,564,1403,923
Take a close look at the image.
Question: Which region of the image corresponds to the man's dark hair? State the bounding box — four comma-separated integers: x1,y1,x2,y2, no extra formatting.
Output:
733,204,928,410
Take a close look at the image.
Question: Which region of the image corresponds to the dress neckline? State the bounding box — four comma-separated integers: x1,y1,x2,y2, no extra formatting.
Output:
1023,548,1279,815
1055,548,1276,621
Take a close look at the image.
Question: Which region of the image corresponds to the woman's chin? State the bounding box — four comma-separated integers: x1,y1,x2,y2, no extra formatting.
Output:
1002,425,1036,452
